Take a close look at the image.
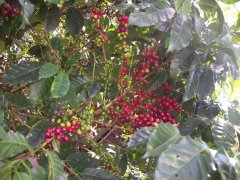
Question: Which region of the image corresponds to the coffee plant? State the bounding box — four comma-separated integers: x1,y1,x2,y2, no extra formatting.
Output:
1,0,240,179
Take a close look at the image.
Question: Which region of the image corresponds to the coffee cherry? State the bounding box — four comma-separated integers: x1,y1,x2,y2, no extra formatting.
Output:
90,7,105,21
45,119,82,146
1,2,20,18
66,121,71,127
109,83,182,131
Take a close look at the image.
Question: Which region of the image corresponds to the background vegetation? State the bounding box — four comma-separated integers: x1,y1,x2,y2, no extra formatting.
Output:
1,0,240,179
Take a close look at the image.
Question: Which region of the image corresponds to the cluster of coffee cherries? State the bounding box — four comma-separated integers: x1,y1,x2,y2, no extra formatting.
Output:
116,16,129,40
133,48,159,82
1,2,20,17
109,83,182,130
90,7,105,20
45,106,85,145
96,33,108,45
44,120,81,144
90,7,109,45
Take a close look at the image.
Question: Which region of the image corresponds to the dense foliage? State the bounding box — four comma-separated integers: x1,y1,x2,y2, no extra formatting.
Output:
1,0,240,179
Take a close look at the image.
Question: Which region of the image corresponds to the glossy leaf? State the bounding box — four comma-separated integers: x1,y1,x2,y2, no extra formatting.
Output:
45,5,60,32
175,0,192,17
27,120,49,148
0,108,4,126
148,68,168,91
0,127,30,160
127,127,154,151
129,7,175,27
220,0,240,4
80,168,118,180
52,139,60,153
13,172,32,180
144,123,181,158
31,167,47,180
65,152,97,173
154,136,212,180
212,118,236,149
67,83,79,109
45,0,60,4
66,7,84,37
88,81,101,99
46,150,68,180
170,46,195,75
39,63,59,79
19,0,34,27
214,148,236,180
29,78,52,105
179,115,212,136
168,14,193,52
4,62,43,84
5,93,30,108
51,71,70,98
0,94,7,108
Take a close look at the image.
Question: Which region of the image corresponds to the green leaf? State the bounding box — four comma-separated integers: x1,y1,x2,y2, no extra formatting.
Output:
0,161,18,179
118,153,127,175
29,78,52,105
220,0,240,4
4,62,43,84
51,37,62,55
199,0,225,35
175,0,192,17
144,123,181,158
214,148,236,180
212,118,236,149
45,5,61,32
154,136,212,180
88,81,101,99
170,46,195,75
0,40,5,53
67,83,78,109
0,108,4,126
197,101,220,118
0,127,30,160
18,0,34,28
31,167,47,180
129,7,175,27
67,53,80,67
235,154,240,179
51,71,70,98
39,63,59,79
0,94,7,107
5,93,31,108
66,7,84,37
168,14,193,52
27,120,49,148
127,127,154,151
148,68,168,91
28,45,47,58
45,0,60,4
13,172,32,180
71,76,93,92
65,152,97,173
197,68,215,100
46,150,68,180
183,67,214,102
228,108,240,126
236,13,240,30
179,115,212,136
52,139,60,153
80,168,118,180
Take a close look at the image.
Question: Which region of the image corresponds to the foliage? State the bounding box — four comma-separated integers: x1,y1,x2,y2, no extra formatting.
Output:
0,0,240,179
